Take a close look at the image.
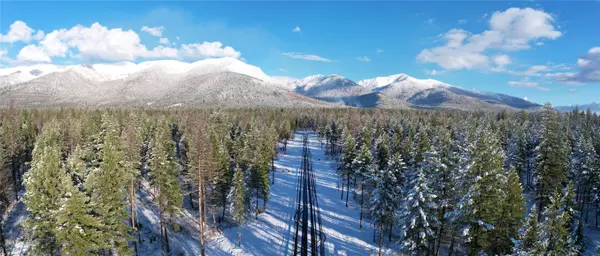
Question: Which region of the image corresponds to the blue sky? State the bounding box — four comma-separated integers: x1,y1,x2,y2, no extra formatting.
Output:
1,1,599,106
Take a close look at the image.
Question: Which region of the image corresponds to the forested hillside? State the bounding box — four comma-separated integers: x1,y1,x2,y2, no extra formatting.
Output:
0,105,599,255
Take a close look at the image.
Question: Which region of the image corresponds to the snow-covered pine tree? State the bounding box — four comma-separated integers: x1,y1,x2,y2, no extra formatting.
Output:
56,151,102,256
353,140,373,229
385,152,406,240
148,119,183,256
369,152,402,254
230,166,250,246
493,167,525,255
512,206,541,256
399,159,437,255
537,102,569,214
23,121,63,254
374,133,390,172
461,125,505,255
85,115,131,254
536,184,578,255
339,129,356,206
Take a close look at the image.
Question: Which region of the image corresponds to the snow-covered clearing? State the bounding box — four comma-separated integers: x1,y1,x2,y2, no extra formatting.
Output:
204,131,388,255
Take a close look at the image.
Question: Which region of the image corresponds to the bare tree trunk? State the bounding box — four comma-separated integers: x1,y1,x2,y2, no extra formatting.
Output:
0,220,7,256
379,223,383,256
271,155,275,185
359,183,364,229
130,179,138,256
345,176,350,207
160,206,165,256
198,161,206,256
340,176,345,200
238,224,242,246
164,219,171,256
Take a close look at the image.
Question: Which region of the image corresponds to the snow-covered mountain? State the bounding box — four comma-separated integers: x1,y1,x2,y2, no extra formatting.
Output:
291,73,540,110
556,102,600,113
0,58,540,110
0,58,328,108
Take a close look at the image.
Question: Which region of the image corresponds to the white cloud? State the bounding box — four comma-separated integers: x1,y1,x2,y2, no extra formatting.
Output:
282,52,333,62
17,45,51,62
417,8,561,70
292,26,301,32
523,96,528,101
279,68,287,72
427,19,435,24
508,79,550,91
356,56,371,62
141,26,164,37
536,42,544,46
180,42,241,59
0,49,7,58
549,47,600,83
491,54,511,71
376,49,384,54
458,19,468,24
159,38,170,45
568,88,577,93
0,20,45,43
10,22,239,63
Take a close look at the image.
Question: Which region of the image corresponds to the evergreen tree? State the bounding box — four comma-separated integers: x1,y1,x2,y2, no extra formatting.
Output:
399,163,437,255
339,130,356,207
23,121,63,254
369,152,403,254
148,119,183,256
56,152,103,255
493,167,525,255
536,184,578,255
461,126,505,255
537,103,568,213
230,166,250,246
353,141,373,229
512,207,541,256
85,116,131,254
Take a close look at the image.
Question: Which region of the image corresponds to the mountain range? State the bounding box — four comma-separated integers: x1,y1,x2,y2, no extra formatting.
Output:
556,102,600,113
0,57,542,110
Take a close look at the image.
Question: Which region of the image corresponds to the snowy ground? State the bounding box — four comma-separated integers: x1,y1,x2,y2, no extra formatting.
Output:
203,131,389,255
10,130,600,255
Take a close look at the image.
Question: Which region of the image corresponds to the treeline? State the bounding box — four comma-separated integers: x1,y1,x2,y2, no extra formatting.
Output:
320,103,600,255
0,108,298,255
0,106,599,255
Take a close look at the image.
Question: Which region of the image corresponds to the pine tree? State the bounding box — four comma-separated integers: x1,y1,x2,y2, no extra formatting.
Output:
353,141,372,229
369,153,403,255
536,184,578,255
56,152,103,255
23,121,63,254
339,130,356,207
462,126,505,255
148,119,183,256
399,163,437,255
537,103,568,214
493,167,525,255
85,115,131,254
230,166,250,246
512,207,541,255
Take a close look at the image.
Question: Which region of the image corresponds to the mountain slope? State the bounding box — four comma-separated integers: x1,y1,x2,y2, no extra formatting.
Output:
0,59,329,108
291,73,541,110
0,58,541,110
556,102,600,113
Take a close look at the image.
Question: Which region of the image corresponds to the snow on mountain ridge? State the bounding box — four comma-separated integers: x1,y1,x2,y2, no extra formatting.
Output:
0,57,271,86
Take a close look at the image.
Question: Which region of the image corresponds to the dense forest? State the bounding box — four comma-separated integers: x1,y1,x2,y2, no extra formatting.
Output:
0,104,599,255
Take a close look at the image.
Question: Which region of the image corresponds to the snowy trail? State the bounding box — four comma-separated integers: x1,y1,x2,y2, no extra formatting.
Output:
205,131,387,255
